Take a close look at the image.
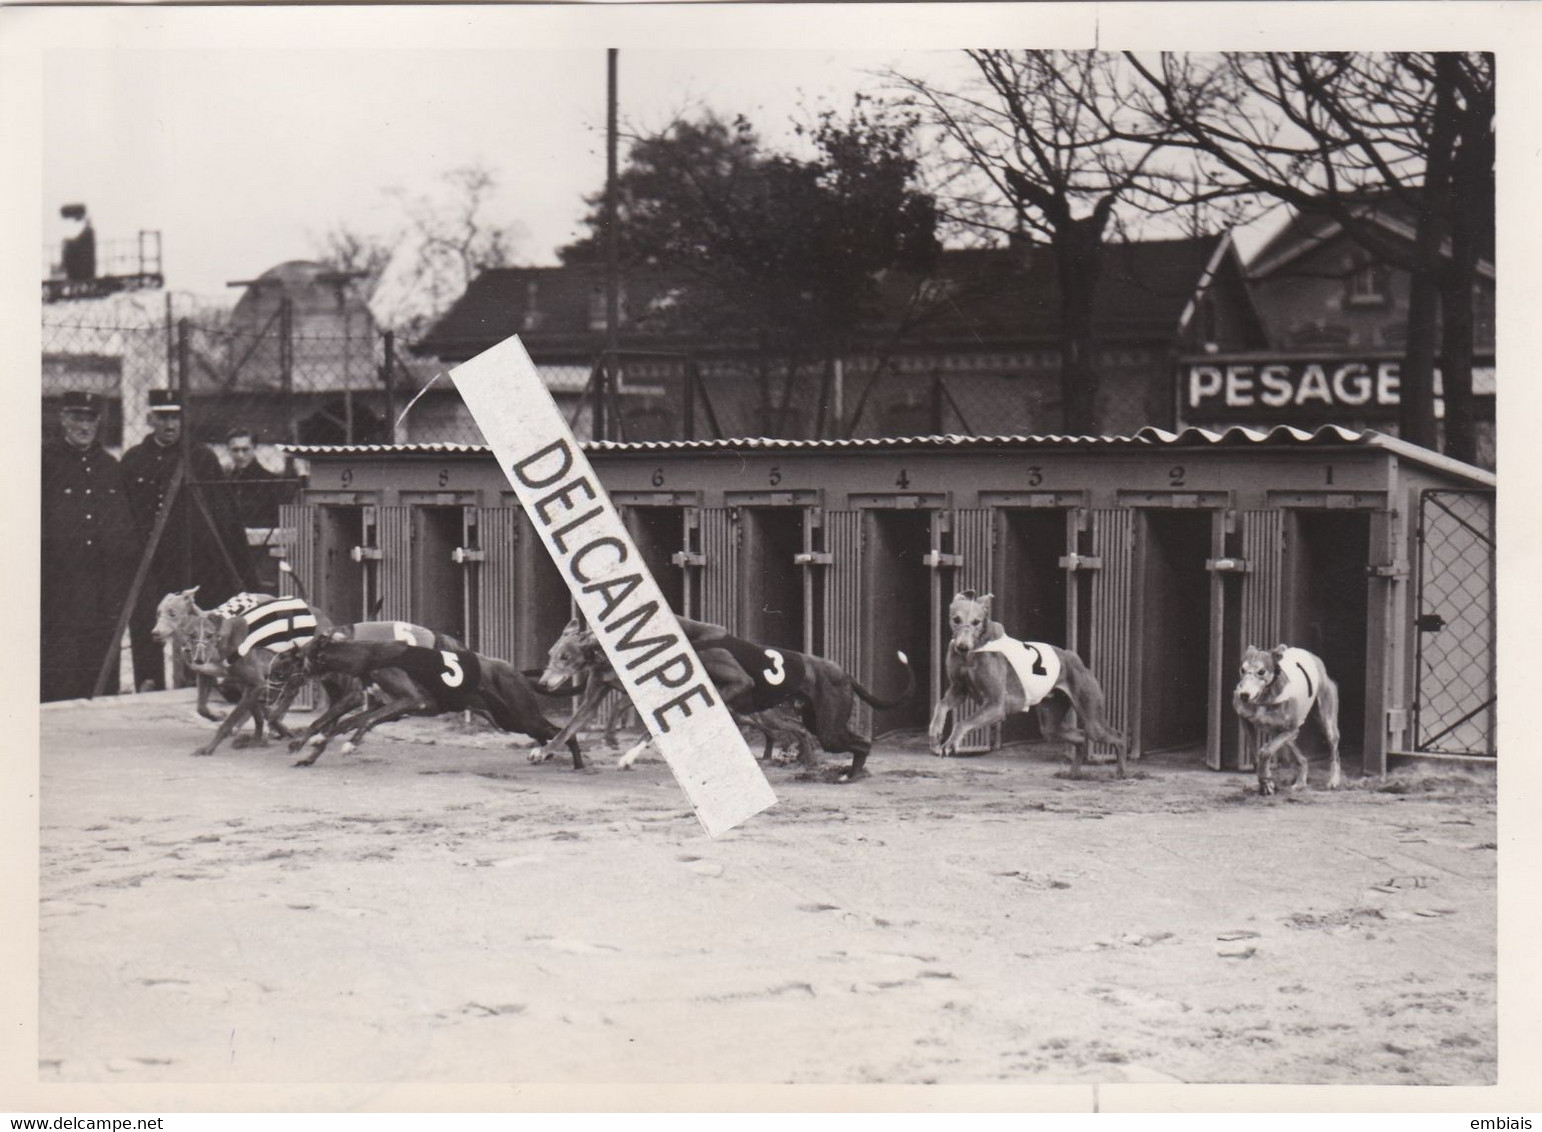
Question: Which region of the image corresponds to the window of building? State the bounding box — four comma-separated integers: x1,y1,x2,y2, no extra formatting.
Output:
1346,259,1391,307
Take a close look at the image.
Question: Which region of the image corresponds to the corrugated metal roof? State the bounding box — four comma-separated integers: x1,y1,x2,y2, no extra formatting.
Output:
285,425,1494,487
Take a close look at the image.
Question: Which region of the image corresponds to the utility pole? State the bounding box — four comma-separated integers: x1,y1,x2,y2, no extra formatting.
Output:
600,46,620,442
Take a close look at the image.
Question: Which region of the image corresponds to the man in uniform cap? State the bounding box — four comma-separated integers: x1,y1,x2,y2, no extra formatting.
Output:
120,389,254,691
41,391,140,701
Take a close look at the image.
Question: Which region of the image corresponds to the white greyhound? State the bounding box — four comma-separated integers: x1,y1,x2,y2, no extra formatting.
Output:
1232,644,1343,795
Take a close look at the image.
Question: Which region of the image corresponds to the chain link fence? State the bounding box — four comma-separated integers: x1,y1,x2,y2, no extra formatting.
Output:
1413,489,1497,757
40,294,1093,456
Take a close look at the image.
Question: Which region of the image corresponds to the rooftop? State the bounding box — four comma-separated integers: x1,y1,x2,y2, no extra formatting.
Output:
286,424,1495,489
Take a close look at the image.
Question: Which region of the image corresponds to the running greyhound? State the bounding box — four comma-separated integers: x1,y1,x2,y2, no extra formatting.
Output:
928,590,1126,776
1232,644,1343,796
536,615,914,783
290,632,584,769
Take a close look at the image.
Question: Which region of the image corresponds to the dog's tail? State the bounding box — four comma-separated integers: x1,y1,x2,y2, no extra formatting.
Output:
1061,649,1127,751
851,651,915,710
277,559,313,605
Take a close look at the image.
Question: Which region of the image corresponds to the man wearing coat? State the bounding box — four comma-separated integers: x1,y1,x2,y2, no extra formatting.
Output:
41,391,140,701
120,389,253,691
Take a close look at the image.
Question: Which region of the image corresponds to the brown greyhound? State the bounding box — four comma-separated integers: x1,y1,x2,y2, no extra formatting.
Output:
288,633,584,769
929,590,1126,777
178,594,343,758
535,617,820,770
275,620,467,759
1233,644,1343,796
152,588,277,724
536,615,914,783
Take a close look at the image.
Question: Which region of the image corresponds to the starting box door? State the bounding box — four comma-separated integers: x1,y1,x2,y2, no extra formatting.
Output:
478,507,521,663
698,507,738,630
824,510,867,734
1230,510,1285,771
377,505,413,623
278,502,313,606
1088,509,1136,761
1413,490,1497,757
947,508,997,754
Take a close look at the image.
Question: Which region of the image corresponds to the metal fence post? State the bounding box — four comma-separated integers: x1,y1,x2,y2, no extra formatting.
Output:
280,295,295,444
683,355,697,442
383,330,396,443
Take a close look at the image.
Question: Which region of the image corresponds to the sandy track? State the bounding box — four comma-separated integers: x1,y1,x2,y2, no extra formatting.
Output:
39,693,1496,1086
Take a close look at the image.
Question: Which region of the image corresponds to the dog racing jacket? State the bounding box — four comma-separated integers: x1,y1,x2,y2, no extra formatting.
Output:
697,635,809,713
232,596,320,658
1274,647,1319,704
974,637,1063,709
389,645,484,713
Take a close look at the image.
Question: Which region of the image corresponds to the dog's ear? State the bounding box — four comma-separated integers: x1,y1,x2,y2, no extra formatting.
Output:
180,586,200,601
979,592,994,613
1270,644,1288,663
959,589,976,601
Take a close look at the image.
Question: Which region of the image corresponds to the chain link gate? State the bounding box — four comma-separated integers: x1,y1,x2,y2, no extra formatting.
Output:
1413,490,1496,757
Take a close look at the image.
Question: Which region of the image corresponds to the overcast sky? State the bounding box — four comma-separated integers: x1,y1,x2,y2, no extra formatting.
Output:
43,45,971,298
25,1,1530,311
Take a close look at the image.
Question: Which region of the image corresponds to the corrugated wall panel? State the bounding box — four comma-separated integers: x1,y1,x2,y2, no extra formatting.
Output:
824,511,867,733
1089,509,1135,759
278,502,317,709
478,507,521,663
377,506,413,623
278,503,312,604
698,507,737,630
1236,510,1285,771
953,508,997,753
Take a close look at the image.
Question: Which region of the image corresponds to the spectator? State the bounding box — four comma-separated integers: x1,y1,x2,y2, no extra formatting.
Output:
224,427,291,529
120,389,253,692
41,391,140,701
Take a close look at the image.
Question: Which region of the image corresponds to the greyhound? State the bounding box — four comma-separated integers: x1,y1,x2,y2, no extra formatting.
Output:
273,620,466,760
535,617,822,770
928,590,1126,777
288,633,584,769
157,592,343,758
1233,644,1343,796
536,615,914,783
152,588,276,723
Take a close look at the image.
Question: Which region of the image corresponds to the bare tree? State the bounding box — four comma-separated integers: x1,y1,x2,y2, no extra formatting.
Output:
1124,52,1494,460
890,50,1219,434
317,164,523,342
311,225,397,304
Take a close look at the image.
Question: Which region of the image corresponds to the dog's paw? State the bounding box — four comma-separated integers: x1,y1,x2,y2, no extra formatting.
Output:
340,740,358,756
1258,781,1276,797
190,747,213,758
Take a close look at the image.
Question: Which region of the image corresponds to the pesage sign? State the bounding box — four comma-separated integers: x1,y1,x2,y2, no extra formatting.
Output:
1181,357,1403,423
